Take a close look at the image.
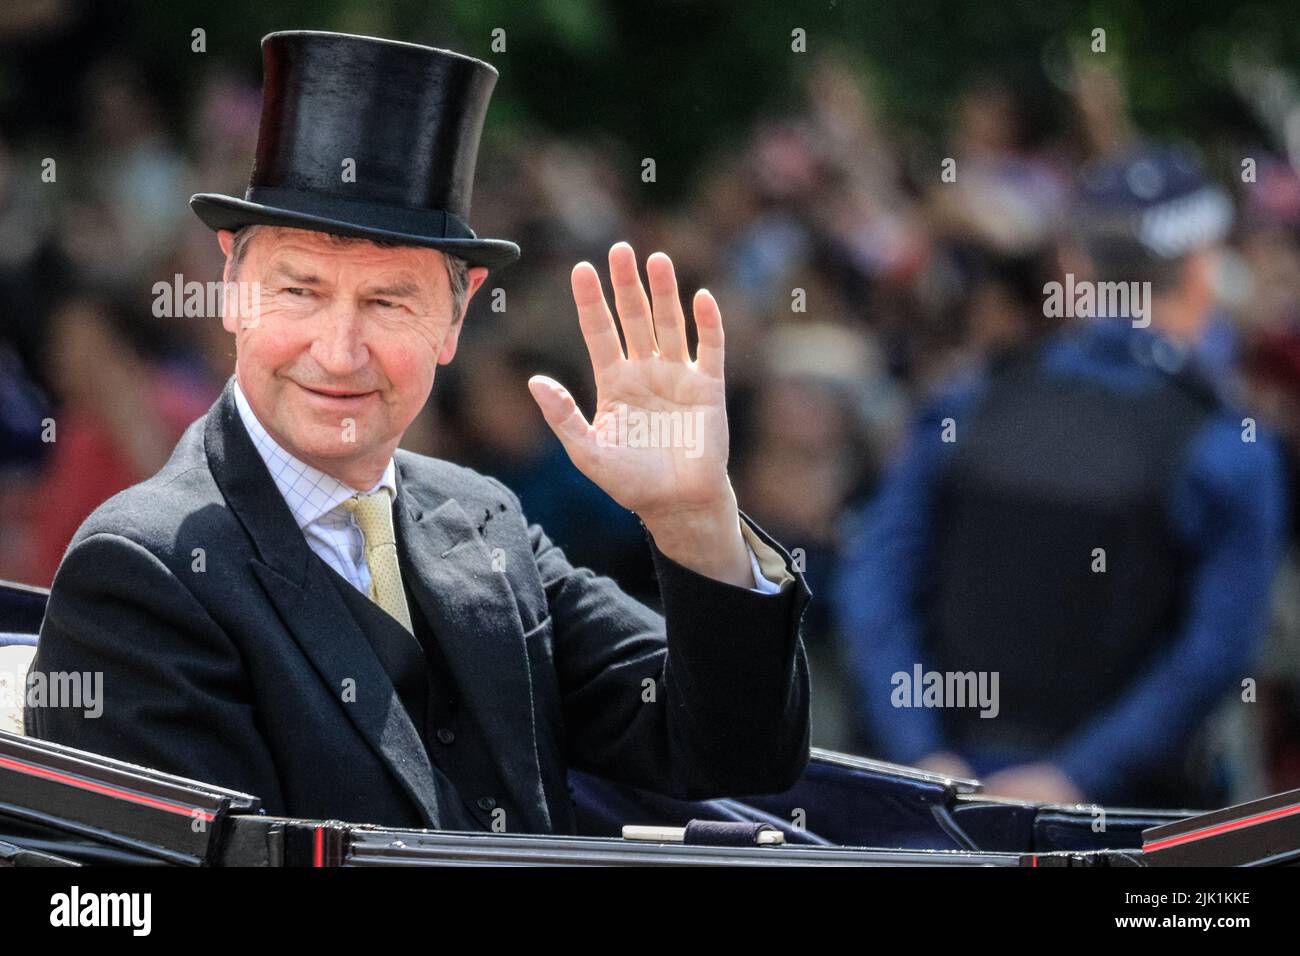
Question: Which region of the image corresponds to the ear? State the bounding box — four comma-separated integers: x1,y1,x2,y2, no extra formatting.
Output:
436,263,490,366
1186,247,1217,298
437,266,488,365
1181,247,1220,329
218,230,239,333
438,319,464,365
218,229,235,272
464,266,490,306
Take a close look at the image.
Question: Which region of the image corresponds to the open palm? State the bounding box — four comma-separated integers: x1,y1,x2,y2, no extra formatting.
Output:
527,243,732,523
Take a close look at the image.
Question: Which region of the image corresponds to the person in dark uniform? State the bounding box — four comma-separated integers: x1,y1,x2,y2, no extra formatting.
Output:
832,146,1289,808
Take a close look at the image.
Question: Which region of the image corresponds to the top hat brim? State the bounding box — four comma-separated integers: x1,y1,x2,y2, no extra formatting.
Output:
190,193,521,271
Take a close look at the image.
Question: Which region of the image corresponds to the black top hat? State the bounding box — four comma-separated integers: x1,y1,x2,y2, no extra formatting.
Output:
190,31,519,270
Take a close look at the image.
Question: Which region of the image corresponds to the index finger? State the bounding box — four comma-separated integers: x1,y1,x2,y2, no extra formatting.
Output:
571,261,625,374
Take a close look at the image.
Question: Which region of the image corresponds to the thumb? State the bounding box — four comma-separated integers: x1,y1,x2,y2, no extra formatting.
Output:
527,375,592,452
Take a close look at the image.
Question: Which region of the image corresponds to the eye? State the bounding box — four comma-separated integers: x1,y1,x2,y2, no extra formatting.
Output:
284,287,312,297
372,299,403,310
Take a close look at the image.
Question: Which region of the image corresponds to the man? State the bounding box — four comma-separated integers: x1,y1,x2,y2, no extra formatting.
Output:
833,146,1288,809
26,31,811,835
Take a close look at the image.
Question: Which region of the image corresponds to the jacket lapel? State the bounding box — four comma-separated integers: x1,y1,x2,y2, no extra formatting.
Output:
203,377,449,828
393,454,552,834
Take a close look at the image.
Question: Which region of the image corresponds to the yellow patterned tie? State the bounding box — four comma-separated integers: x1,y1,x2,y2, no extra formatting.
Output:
343,489,414,635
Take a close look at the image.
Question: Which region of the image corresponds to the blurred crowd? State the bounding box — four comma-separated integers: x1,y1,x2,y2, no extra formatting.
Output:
3,25,1300,808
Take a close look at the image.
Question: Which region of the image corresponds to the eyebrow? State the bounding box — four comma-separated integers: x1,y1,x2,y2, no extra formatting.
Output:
363,279,422,299
268,263,324,285
268,263,425,300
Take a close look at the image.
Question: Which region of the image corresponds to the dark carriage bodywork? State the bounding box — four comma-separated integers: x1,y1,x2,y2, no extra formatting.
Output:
2,578,1296,867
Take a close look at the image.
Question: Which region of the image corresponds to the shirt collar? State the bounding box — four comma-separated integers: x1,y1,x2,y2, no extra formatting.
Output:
231,376,397,530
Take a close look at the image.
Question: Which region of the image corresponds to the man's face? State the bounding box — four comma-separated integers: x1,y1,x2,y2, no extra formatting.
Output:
219,226,487,487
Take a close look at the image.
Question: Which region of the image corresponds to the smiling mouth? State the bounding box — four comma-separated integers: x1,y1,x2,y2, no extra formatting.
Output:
296,382,375,400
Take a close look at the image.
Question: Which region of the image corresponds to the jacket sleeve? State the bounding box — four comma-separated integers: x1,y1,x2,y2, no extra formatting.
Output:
500,478,812,801
25,531,286,810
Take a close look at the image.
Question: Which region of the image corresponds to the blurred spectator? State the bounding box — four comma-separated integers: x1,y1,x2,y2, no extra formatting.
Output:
58,57,192,283
1240,321,1300,798
732,322,902,750
25,292,216,585
832,146,1289,808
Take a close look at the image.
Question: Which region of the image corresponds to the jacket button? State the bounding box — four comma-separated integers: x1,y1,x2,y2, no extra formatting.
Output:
436,728,455,745
477,796,496,811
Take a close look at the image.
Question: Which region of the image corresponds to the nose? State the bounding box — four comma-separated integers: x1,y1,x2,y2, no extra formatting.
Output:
310,297,369,375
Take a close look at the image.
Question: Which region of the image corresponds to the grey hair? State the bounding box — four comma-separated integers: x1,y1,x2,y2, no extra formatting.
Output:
228,224,473,324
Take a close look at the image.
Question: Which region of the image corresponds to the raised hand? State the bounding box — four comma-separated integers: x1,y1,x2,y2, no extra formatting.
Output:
527,242,753,587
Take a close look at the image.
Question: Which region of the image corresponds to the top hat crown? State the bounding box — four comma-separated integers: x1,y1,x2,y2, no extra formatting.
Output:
190,31,520,270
